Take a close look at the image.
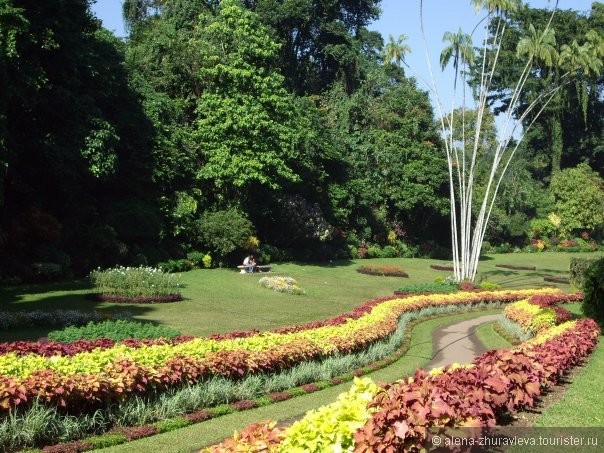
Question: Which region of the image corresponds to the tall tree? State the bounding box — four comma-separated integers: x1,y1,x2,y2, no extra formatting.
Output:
481,2,604,179
421,0,602,281
190,0,302,203
0,0,156,276
382,34,411,67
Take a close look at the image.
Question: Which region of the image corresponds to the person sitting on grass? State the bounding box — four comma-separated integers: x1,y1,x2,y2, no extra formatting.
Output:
243,255,256,273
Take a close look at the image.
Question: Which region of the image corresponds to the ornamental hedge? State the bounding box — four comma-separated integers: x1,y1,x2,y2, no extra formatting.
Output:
0,289,553,414
206,291,598,452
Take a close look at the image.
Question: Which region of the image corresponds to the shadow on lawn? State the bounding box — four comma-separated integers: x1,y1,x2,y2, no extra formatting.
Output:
0,280,166,342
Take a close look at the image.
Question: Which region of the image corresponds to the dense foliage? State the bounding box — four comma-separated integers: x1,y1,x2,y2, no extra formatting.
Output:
0,0,601,281
582,257,604,324
47,319,181,342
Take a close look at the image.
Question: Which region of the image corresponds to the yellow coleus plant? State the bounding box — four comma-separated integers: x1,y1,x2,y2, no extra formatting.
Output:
278,377,381,452
0,289,560,380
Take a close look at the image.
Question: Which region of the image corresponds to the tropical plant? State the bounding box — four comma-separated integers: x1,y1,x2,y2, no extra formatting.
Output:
418,0,602,281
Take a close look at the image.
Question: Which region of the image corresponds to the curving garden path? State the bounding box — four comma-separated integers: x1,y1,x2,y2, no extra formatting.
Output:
426,314,502,369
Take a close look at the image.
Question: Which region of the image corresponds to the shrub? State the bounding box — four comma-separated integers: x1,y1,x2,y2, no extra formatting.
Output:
381,246,398,258
570,257,599,290
396,283,458,294
90,266,182,298
47,320,181,342
582,258,604,324
196,209,254,261
459,281,476,291
366,246,382,259
479,281,500,290
153,417,191,433
157,259,194,273
528,217,557,240
357,265,408,278
186,251,206,268
0,310,130,331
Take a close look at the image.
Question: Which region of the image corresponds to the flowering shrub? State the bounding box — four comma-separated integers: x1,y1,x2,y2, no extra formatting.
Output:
356,265,408,277
89,266,182,299
258,276,304,295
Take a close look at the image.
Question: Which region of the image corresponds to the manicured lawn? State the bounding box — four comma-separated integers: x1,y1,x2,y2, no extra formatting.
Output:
1,252,599,341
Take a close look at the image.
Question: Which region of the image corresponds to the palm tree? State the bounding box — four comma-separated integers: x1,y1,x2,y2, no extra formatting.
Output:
381,34,411,67
440,28,475,89
516,24,558,67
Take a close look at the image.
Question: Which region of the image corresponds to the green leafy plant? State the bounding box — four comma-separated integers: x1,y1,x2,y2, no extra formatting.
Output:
90,266,182,298
196,209,254,261
357,265,408,277
396,283,458,294
47,320,181,342
582,257,604,324
570,257,599,290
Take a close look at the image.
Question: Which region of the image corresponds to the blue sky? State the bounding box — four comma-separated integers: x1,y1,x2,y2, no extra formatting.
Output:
91,0,594,110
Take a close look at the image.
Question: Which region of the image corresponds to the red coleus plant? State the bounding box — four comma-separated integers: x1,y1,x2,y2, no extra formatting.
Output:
354,318,600,452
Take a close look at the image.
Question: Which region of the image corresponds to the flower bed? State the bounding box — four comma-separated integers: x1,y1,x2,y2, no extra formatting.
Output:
503,293,578,334
356,265,409,278
0,290,551,414
430,264,454,271
543,275,570,284
258,276,304,295
206,292,598,452
89,266,182,302
495,264,537,271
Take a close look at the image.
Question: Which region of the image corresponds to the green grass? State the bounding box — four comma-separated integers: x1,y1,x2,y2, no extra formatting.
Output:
474,320,513,351
97,309,502,453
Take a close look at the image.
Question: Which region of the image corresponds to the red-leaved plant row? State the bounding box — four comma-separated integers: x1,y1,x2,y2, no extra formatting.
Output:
527,292,580,324
0,296,403,357
208,317,600,452
0,291,579,413
353,318,600,452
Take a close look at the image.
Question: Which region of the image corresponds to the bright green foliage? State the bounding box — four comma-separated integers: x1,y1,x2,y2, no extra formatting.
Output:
278,377,380,452
322,69,449,238
196,208,254,261
192,0,300,194
582,257,604,324
550,163,604,236
480,4,604,180
528,217,558,240
47,319,181,342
